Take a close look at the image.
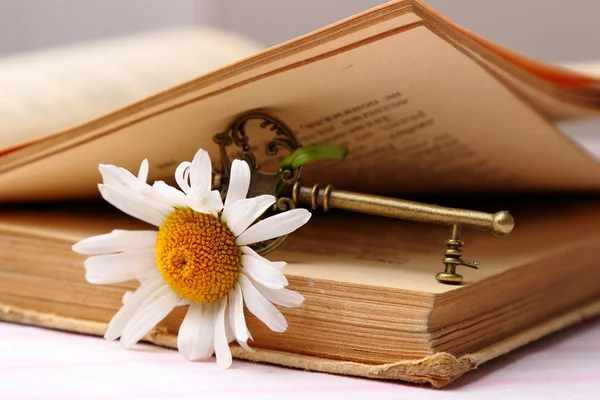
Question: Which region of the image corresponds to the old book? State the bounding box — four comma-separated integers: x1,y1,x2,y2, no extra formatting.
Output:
1,0,600,387
2,201,600,387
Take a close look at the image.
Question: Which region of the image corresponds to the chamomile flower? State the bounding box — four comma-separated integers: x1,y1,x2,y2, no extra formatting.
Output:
72,149,311,368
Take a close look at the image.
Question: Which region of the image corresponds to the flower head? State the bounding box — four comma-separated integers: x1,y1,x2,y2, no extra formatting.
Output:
73,149,311,368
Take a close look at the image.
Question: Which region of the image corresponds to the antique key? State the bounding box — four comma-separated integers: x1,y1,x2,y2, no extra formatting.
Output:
212,112,514,285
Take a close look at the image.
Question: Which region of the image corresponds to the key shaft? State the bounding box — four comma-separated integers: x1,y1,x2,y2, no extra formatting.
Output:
293,183,514,236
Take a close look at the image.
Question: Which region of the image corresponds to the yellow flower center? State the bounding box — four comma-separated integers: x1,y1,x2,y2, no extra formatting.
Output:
155,208,241,303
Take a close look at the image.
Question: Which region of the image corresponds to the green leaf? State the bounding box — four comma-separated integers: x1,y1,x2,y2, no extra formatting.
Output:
278,144,348,171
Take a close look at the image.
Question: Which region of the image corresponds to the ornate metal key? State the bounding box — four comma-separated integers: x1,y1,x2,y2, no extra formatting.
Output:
212,112,514,285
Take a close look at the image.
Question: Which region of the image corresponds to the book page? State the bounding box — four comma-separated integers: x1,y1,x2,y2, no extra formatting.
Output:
1,19,600,201
413,1,600,121
275,201,600,293
0,6,421,173
1,6,600,200
563,61,600,77
1,200,599,296
0,27,263,150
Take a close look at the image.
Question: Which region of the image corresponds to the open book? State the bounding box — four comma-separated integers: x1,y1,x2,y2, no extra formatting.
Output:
1,0,600,387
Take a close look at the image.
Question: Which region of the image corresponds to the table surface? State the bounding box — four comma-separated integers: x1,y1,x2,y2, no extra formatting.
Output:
1,317,598,400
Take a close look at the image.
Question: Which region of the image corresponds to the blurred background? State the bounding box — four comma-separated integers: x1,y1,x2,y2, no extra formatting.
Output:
1,0,600,62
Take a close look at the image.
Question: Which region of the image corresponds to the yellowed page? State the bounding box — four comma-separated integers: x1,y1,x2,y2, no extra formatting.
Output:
2,19,600,201
1,200,599,296
0,7,420,173
426,20,600,121
0,27,262,150
412,1,600,121
563,61,600,77
278,201,600,293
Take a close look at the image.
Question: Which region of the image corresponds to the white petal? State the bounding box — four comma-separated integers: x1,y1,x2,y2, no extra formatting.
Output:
105,274,165,340
152,181,187,206
98,161,147,192
214,298,232,368
181,303,215,360
239,274,287,333
120,285,180,348
241,256,288,289
206,190,224,215
222,160,251,220
122,291,133,305
175,161,192,194
236,208,311,246
72,230,157,255
226,286,254,352
224,195,276,237
178,303,216,361
186,184,210,212
232,283,249,343
119,167,147,191
137,159,149,182
177,303,203,359
187,186,223,216
99,162,179,212
260,288,304,308
190,149,212,192
104,181,174,219
98,164,124,187
246,274,304,308
99,184,170,227
226,282,254,352
225,290,236,343
84,250,156,284
241,246,286,270
237,338,254,353
116,175,180,211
